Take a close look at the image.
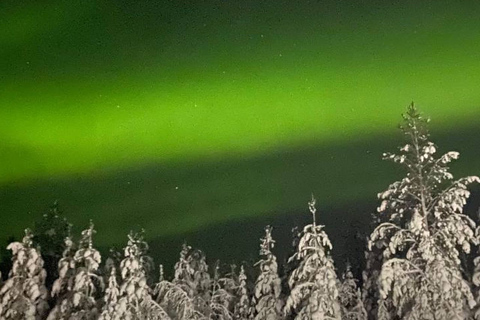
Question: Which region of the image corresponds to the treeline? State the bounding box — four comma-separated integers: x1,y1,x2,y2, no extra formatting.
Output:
0,104,479,320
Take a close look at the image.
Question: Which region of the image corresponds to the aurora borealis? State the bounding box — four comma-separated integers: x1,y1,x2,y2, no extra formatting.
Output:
1,0,480,265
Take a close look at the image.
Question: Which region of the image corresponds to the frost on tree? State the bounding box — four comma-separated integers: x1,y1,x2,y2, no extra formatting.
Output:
0,229,48,320
99,266,121,320
189,248,212,310
219,264,238,315
171,243,212,315
284,196,341,320
339,264,367,320
47,221,103,320
233,265,254,320
172,243,196,297
49,235,75,302
117,230,170,320
201,261,233,320
253,225,283,320
368,104,480,320
154,264,201,320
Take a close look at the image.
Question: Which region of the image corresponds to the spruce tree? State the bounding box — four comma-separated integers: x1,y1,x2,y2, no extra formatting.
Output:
339,264,367,320
0,229,49,320
204,261,233,320
172,243,212,314
189,247,212,308
99,266,121,320
253,225,282,320
117,231,170,320
49,236,75,305
47,221,102,320
155,264,200,319
233,265,254,320
368,104,479,319
221,264,238,315
284,196,341,320
173,243,195,297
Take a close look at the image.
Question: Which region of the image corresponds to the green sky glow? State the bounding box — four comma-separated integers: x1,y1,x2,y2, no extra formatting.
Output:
1,0,480,253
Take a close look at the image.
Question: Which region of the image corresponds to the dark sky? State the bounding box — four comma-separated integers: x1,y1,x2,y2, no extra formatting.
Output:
1,0,479,270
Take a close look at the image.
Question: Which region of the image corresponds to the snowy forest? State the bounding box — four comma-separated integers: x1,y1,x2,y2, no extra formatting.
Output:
1,104,479,320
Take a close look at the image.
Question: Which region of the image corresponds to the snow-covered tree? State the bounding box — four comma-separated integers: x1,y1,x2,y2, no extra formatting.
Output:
47,221,103,320
253,225,282,320
221,264,238,314
189,248,212,307
173,243,195,297
368,103,480,319
172,243,212,314
0,229,49,320
49,236,75,302
233,265,253,320
203,261,233,320
99,266,121,320
117,230,170,320
155,264,201,320
339,264,367,320
284,196,341,320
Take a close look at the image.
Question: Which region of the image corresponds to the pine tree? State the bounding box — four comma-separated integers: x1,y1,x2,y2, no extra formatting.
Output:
155,264,201,319
339,264,367,320
233,265,253,320
117,230,170,320
368,103,479,319
47,221,103,320
173,243,195,297
172,243,212,314
253,225,283,320
221,264,238,315
0,229,49,320
189,247,212,309
49,236,75,305
284,196,341,320
204,261,233,320
99,266,121,320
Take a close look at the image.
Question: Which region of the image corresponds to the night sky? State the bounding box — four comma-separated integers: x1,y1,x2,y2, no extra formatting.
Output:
1,0,480,269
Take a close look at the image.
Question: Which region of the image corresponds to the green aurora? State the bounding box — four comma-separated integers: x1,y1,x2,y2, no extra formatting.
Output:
1,0,480,264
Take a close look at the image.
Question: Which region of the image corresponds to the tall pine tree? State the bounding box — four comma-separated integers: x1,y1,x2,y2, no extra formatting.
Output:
253,225,282,320
117,231,169,320
47,221,103,320
284,196,341,320
368,104,479,319
0,229,49,320
339,264,367,320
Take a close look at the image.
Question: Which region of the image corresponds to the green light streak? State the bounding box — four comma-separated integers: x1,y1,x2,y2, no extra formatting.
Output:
1,0,480,186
